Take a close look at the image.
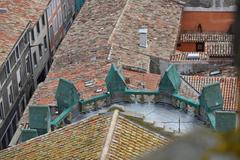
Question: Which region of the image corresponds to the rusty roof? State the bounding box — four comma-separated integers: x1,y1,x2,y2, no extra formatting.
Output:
0,111,169,160
0,0,49,66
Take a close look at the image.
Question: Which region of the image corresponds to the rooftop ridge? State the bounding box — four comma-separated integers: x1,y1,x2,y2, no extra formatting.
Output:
100,109,120,160
107,0,130,61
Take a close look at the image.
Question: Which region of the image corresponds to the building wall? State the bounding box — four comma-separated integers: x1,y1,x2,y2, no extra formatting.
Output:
181,11,235,32
62,0,75,34
30,12,51,89
47,0,64,54
0,26,34,149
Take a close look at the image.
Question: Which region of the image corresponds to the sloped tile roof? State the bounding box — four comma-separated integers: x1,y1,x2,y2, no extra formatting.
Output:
182,76,239,111
170,51,209,62
108,116,168,159
205,42,233,57
189,65,239,77
0,111,169,160
109,0,183,63
0,0,49,66
0,114,112,160
23,0,182,123
123,69,160,90
180,33,234,42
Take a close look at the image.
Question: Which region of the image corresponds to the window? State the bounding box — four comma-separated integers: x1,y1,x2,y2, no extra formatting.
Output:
58,8,62,29
31,29,35,41
53,16,58,34
15,46,20,60
47,4,51,19
9,53,16,69
57,0,60,6
7,82,14,106
39,44,42,58
36,21,40,33
44,36,47,49
33,52,37,67
42,14,45,26
196,42,204,52
0,98,5,120
5,60,11,75
24,32,28,44
52,0,55,11
16,68,22,90
25,55,31,75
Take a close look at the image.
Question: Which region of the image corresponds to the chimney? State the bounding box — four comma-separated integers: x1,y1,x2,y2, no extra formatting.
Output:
138,27,148,48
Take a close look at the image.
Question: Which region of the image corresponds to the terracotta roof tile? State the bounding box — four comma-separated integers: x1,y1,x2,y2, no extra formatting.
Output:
108,116,168,159
205,42,233,57
0,0,49,66
182,76,239,111
0,114,112,160
109,0,183,66
170,51,209,62
27,0,182,109
0,111,169,160
180,33,234,42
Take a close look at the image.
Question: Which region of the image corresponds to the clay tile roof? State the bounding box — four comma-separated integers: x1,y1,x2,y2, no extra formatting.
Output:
182,76,240,111
180,33,234,42
0,0,49,66
205,42,234,57
0,111,169,160
170,51,209,62
109,0,183,64
28,0,182,108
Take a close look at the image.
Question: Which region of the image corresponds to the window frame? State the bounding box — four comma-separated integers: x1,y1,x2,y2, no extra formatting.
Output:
44,36,48,50
0,98,5,121
39,44,43,58
16,67,22,91
15,46,20,60
36,21,40,34
31,29,35,41
7,81,14,106
5,60,11,75
52,0,56,12
25,55,31,75
42,14,45,26
33,51,38,67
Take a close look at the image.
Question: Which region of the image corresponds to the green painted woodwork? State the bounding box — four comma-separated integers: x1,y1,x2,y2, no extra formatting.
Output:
199,83,223,113
172,93,200,108
215,111,237,132
55,78,80,111
125,88,159,95
29,106,51,135
105,64,127,94
159,64,181,94
79,93,110,105
20,129,38,142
